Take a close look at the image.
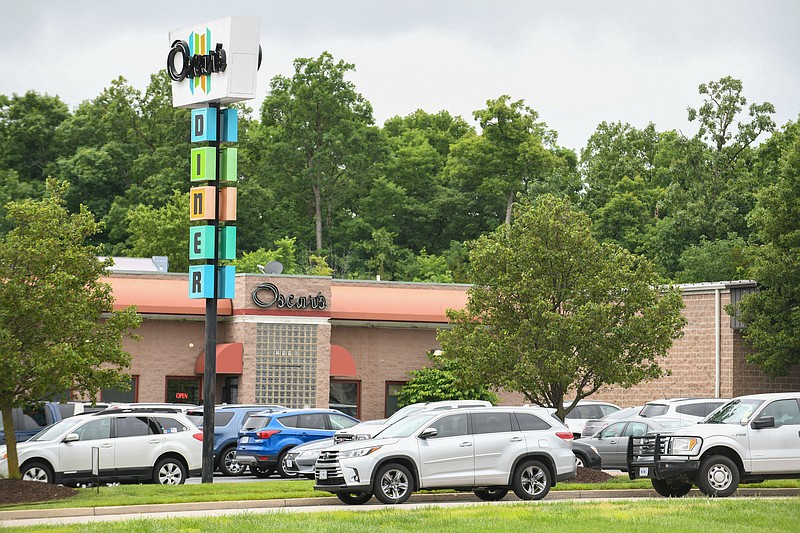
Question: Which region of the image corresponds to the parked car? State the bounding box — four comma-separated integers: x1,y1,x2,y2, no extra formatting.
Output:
235,408,359,478
0,409,202,485
0,401,120,445
562,400,621,438
314,406,577,505
638,397,728,424
185,404,285,476
333,400,493,444
580,417,689,471
282,437,334,479
629,392,800,497
581,406,643,438
572,440,602,469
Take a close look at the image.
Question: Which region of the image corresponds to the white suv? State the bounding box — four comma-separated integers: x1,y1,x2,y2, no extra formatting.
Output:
638,397,728,424
333,400,493,444
315,406,576,504
0,409,202,485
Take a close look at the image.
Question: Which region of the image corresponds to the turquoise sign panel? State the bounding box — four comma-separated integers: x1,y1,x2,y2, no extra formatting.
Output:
219,225,237,260
221,108,238,142
189,225,215,260
218,265,236,298
191,108,217,142
188,265,215,298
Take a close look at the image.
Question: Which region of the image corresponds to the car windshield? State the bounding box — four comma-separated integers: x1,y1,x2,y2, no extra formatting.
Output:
28,417,85,441
640,404,669,417
702,399,764,424
384,404,428,425
377,412,438,438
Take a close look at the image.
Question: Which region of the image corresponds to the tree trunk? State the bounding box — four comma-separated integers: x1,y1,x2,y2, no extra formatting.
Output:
1,403,20,478
313,182,323,252
504,189,515,225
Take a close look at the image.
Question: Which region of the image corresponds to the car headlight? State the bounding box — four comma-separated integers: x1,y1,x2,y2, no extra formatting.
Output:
670,437,701,454
298,450,321,459
338,446,382,459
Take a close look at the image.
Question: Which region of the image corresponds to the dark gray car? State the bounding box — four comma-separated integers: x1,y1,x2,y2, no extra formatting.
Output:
579,418,688,470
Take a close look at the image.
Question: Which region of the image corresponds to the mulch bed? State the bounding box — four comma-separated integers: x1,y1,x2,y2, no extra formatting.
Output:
0,479,77,506
564,467,617,484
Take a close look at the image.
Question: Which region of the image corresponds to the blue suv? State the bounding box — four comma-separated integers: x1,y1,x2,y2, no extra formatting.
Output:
185,404,284,476
235,408,359,478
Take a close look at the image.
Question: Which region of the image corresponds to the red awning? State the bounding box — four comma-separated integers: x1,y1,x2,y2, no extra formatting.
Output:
195,343,243,375
330,344,357,377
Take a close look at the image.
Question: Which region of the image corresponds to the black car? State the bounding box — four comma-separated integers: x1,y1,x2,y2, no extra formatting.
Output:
573,440,602,469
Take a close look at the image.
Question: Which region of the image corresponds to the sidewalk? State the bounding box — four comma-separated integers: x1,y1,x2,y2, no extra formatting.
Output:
2,488,799,527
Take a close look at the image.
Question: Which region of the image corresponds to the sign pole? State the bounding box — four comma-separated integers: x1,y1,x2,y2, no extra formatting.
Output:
201,102,222,483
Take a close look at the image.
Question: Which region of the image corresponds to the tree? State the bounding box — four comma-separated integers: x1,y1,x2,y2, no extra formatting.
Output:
0,180,141,477
397,351,498,406
259,52,377,253
437,195,685,420
733,121,800,376
125,190,190,273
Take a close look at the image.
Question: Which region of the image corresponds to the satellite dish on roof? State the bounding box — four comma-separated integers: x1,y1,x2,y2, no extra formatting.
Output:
263,261,284,275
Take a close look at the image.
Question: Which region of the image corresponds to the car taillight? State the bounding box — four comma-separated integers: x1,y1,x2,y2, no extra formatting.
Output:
256,429,280,439
192,433,203,441
556,431,574,441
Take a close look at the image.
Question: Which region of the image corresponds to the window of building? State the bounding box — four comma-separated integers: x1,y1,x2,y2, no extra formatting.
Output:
385,381,406,418
165,376,201,405
255,323,317,408
330,380,359,419
101,376,139,403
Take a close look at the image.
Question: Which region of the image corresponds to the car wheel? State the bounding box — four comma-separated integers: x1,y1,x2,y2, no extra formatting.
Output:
219,446,246,476
251,465,275,478
373,463,413,504
473,488,509,501
651,478,692,497
21,461,53,484
153,457,187,485
512,459,551,500
276,449,299,478
574,453,586,469
696,455,739,497
336,492,373,505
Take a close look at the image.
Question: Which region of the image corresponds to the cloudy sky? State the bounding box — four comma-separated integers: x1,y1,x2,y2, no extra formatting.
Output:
3,0,799,151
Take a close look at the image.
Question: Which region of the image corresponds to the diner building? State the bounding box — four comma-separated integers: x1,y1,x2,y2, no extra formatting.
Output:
101,272,800,420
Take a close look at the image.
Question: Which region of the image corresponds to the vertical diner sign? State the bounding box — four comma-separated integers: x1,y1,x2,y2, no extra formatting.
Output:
168,16,260,483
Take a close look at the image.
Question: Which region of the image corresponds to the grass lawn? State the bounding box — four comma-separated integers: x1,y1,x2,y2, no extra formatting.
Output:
3,498,800,532
2,477,799,511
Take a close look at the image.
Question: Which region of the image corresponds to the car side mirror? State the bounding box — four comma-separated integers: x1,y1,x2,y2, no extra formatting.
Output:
419,427,438,440
63,433,79,443
752,416,775,430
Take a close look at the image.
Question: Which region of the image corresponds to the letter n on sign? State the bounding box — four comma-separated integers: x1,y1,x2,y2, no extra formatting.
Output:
190,186,216,221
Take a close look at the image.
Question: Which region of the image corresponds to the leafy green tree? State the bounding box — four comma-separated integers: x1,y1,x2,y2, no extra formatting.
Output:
233,237,300,274
259,52,378,253
675,235,747,283
733,121,800,376
0,91,70,182
445,95,578,228
125,190,189,272
0,180,141,477
397,351,498,406
438,195,686,420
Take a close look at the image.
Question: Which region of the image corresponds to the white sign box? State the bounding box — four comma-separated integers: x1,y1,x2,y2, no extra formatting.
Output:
168,16,260,108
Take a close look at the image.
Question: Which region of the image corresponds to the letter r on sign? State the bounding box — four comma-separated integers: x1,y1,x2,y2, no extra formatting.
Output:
191,270,202,293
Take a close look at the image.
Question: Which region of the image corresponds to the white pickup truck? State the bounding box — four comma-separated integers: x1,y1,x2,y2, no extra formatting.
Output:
627,392,800,497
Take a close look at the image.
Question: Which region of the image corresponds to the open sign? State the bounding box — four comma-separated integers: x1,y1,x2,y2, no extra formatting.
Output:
175,392,189,400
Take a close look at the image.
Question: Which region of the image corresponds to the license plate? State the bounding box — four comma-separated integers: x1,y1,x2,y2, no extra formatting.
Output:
318,470,328,480
240,436,249,444
639,467,649,477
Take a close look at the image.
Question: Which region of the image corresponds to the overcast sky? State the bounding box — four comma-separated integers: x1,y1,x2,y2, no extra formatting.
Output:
3,0,799,151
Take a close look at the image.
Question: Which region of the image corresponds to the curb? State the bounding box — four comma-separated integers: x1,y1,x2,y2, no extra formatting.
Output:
2,488,798,521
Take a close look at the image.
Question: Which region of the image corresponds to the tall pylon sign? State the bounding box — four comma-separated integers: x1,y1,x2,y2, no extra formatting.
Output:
168,16,261,483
